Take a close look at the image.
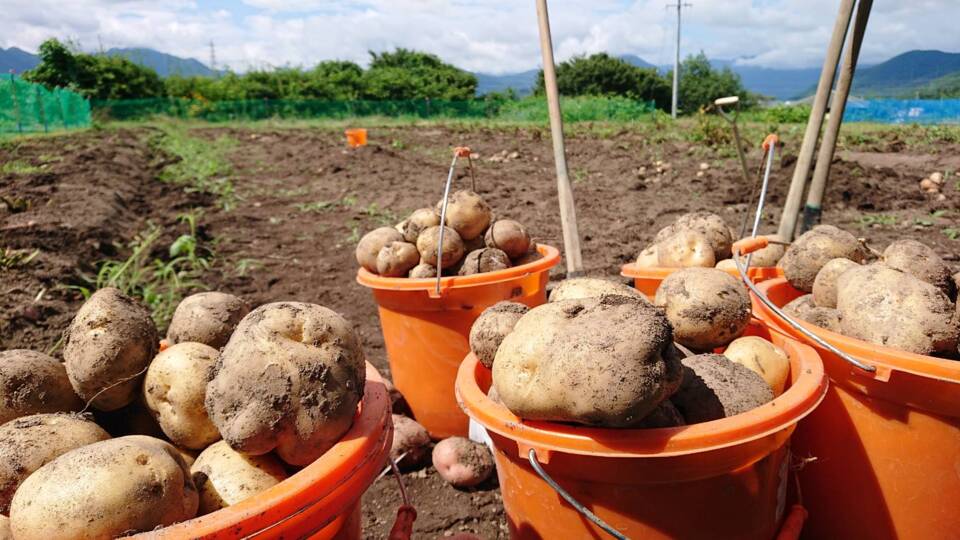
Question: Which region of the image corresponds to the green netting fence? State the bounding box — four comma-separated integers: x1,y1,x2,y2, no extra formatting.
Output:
0,75,92,133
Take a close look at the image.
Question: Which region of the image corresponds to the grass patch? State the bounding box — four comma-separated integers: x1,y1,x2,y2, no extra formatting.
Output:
0,248,39,269
858,213,898,228
1,160,43,174
150,124,237,210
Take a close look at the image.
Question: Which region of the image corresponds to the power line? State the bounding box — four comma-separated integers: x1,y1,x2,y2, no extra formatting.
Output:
667,2,692,118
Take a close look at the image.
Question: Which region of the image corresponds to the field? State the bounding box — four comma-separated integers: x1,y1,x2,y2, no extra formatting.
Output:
2,118,959,537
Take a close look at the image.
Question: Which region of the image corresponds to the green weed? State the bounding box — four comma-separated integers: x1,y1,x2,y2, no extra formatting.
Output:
572,168,589,184
296,200,337,213
362,202,398,226
234,258,263,277
857,214,897,228
943,228,960,240
0,248,39,269
0,160,43,174
151,124,237,210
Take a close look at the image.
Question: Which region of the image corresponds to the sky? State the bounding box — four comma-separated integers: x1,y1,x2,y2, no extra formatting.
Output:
2,0,958,74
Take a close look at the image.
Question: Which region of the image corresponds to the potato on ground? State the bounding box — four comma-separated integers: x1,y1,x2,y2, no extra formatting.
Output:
812,258,861,308
783,294,842,333
723,337,790,396
356,227,404,273
469,302,529,369
0,349,83,425
432,437,494,489
144,342,221,449
417,226,465,270
882,239,955,299
493,295,683,427
9,436,198,540
190,440,288,515
654,268,751,351
548,277,645,303
655,211,734,260
671,354,774,424
459,248,511,275
837,264,959,356
485,219,531,259
166,292,250,350
206,302,366,466
0,413,110,514
376,241,420,277
439,190,492,241
63,287,159,411
656,230,716,268
390,414,431,471
401,208,441,244
779,225,865,292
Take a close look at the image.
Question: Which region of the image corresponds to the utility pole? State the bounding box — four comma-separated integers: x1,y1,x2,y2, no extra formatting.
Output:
669,2,691,119
209,41,217,75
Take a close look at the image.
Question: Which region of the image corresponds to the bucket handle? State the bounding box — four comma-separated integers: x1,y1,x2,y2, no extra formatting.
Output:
527,448,629,540
435,146,477,297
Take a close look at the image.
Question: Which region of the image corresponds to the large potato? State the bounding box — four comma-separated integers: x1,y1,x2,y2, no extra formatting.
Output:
485,219,531,259
493,295,683,427
742,234,786,267
655,211,733,259
656,230,716,268
882,240,955,299
779,225,865,292
670,354,774,423
723,337,790,396
376,241,420,277
783,294,842,333
356,227,403,273
837,264,959,356
190,440,288,515
166,292,250,349
63,287,159,411
9,436,198,540
0,350,83,424
0,413,110,514
416,226,465,269
812,258,861,308
654,268,751,351
440,190,492,241
143,342,221,449
206,302,366,466
401,208,440,244
548,277,645,303
432,437,494,489
459,248,511,275
469,301,529,369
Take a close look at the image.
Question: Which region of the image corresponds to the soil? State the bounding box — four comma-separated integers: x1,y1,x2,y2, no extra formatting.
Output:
1,123,958,537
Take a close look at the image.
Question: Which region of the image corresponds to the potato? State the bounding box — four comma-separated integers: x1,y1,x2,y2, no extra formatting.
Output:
417,226,465,269
837,264,959,356
356,227,404,273
485,219,531,259
459,248,511,275
408,263,437,278
0,515,9,540
0,350,83,424
882,239,955,299
656,230,717,268
190,440,288,515
812,258,860,308
394,219,408,234
166,292,250,349
390,414,431,471
670,354,774,423
715,258,737,271
440,190,492,241
723,337,790,396
548,277,645,303
143,342,221,450
635,244,659,267
635,400,685,428
493,295,683,427
431,437,494,489
401,208,441,244
0,413,110,514
655,211,734,259
654,268,751,351
63,287,159,412
9,436,198,539
746,234,787,267
206,302,366,466
783,294,842,333
376,241,420,277
779,225,865,292
469,302,529,369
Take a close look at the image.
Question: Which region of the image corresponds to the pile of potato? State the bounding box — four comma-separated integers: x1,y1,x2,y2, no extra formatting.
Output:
0,289,367,538
356,189,540,278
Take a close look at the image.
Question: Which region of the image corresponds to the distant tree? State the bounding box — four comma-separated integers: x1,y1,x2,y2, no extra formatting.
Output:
533,53,671,109
360,48,477,100
306,61,364,99
669,52,754,113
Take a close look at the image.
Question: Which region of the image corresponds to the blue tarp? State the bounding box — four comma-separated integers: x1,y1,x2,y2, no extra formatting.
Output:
843,99,960,124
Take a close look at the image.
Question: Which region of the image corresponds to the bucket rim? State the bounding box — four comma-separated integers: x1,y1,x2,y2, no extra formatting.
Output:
754,277,960,383
620,262,783,281
357,243,560,292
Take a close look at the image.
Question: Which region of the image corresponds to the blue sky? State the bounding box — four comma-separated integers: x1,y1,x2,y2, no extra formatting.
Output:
3,1,958,73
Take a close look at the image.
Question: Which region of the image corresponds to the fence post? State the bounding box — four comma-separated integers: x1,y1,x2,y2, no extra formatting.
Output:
58,91,68,128
36,85,48,133
9,73,22,134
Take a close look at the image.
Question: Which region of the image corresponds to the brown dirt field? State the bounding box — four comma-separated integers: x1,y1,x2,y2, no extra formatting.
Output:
1,123,958,538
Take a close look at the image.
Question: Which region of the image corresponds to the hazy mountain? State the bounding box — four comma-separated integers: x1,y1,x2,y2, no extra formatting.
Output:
0,47,40,74
105,48,218,77
475,69,540,96
849,50,960,97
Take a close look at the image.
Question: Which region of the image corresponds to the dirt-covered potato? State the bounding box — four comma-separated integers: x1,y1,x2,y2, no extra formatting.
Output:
0,515,9,540
670,354,774,423
656,230,717,268
9,436,198,540
746,234,787,267
356,227,404,273
882,239,955,299
431,437,494,489
0,350,83,425
206,302,366,466
485,219,531,259
469,302,529,369
723,337,790,396
143,342,221,450
635,244,659,267
783,294,842,333
494,295,683,427
390,414,431,471
401,208,441,244
417,226,466,269
654,268,751,351
166,292,250,349
408,263,437,278
440,190,492,241
0,413,110,514
635,400,685,428
779,225,865,292
837,264,959,355
190,440,288,515
656,211,734,259
812,258,861,308
548,277,645,303
376,241,420,277
63,287,159,412
459,248,511,275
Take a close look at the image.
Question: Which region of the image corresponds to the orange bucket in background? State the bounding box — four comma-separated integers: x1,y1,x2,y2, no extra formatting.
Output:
139,362,392,540
753,277,960,540
621,262,783,297
345,128,367,148
358,244,560,439
456,322,827,539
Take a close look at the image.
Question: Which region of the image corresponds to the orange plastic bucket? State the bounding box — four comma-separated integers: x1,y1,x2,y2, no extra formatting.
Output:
345,128,367,148
621,262,783,296
753,277,960,540
456,322,827,539
137,362,392,540
358,244,560,439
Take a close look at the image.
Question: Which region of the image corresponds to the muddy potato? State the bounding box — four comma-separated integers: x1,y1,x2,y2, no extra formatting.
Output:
206,302,366,466
656,211,734,259
635,399,685,428
779,225,865,292
190,440,288,515
390,414,431,471
0,413,110,514
469,302,529,369
143,342,221,450
356,227,404,273
723,337,790,396
459,248,511,275
635,244,659,267
432,437,494,489
654,268,751,351
783,295,842,333
494,295,683,427
440,190,492,241
417,226,465,269
882,239,955,299
671,354,774,423
63,287,159,411
656,230,717,268
166,292,250,349
408,263,437,278
401,208,441,244
376,241,420,277
485,219,531,259
812,258,861,308
0,350,83,424
548,277,645,303
9,436,198,540
837,264,959,356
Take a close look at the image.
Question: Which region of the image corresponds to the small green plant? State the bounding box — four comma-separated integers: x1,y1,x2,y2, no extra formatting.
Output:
345,224,361,244
0,160,43,174
296,200,337,213
0,196,30,213
915,210,947,227
857,214,897,228
689,108,731,147
391,139,406,149
572,168,589,184
234,258,263,277
362,203,398,226
0,248,39,269
151,124,237,210
943,228,960,240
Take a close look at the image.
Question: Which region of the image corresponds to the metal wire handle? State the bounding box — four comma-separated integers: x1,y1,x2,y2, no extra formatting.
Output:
435,147,475,296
